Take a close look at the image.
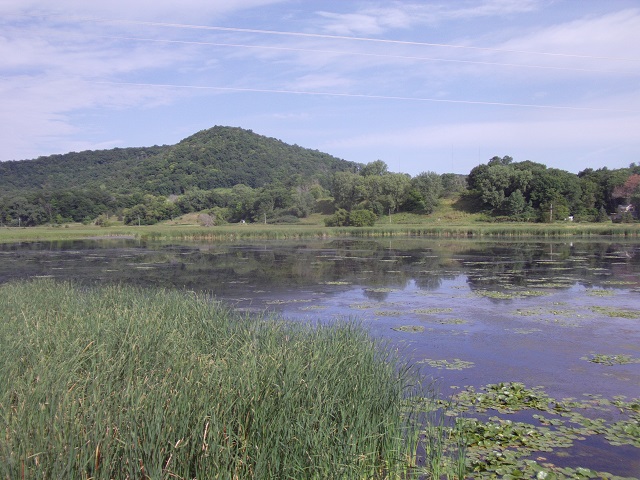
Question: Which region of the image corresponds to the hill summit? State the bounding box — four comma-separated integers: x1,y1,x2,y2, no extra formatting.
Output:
0,126,359,195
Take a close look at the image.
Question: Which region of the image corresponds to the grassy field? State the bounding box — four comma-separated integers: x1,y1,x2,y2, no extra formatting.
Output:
0,280,464,479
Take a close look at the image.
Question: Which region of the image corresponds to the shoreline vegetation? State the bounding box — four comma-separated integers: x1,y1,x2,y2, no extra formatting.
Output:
1,218,639,244
0,280,464,479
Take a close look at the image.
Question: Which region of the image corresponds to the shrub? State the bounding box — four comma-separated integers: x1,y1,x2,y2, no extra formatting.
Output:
349,209,377,227
324,208,349,226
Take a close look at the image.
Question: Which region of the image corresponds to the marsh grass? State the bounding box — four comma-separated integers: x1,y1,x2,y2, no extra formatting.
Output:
0,280,459,479
1,218,639,245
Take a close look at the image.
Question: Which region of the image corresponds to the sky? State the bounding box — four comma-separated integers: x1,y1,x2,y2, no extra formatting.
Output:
1,0,639,176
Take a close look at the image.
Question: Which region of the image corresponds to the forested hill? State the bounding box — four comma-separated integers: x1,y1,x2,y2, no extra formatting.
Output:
0,126,359,195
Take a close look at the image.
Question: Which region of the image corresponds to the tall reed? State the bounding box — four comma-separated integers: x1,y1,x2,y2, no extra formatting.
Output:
0,280,459,479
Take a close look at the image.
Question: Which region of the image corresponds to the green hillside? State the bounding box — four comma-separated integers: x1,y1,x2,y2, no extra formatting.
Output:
0,126,358,195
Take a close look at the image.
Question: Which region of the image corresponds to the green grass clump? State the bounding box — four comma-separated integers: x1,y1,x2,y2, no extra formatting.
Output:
0,280,440,479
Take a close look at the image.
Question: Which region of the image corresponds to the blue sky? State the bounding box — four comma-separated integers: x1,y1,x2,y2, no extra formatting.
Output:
1,0,639,175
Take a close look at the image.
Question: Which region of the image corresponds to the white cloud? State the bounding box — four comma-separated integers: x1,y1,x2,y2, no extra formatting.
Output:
491,9,640,69
315,1,541,36
329,112,640,154
0,0,288,21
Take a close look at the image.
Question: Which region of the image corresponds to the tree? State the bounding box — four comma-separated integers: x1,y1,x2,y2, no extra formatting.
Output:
612,174,640,204
503,189,527,217
332,172,362,211
467,163,531,212
360,160,388,177
411,172,442,214
380,173,411,213
440,173,466,197
488,155,513,166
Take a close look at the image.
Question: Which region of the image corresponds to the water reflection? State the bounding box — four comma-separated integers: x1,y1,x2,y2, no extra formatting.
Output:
1,238,638,294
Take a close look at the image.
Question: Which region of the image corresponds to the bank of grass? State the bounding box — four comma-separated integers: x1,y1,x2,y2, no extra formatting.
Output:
0,280,458,479
1,210,639,244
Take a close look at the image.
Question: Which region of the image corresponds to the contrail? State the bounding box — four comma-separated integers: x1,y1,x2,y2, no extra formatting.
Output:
7,12,640,63
95,80,639,113
106,19,639,63
99,35,625,74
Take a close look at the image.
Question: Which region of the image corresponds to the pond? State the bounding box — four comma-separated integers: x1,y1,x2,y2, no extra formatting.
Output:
1,237,639,477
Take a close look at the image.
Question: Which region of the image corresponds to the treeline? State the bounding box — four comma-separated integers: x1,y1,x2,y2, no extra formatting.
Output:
0,181,326,227
1,151,639,227
0,159,466,226
467,156,640,222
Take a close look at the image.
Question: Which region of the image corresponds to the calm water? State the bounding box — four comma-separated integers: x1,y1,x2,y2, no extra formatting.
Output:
2,237,639,475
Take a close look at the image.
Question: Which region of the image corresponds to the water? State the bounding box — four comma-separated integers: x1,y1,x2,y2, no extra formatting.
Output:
1,237,639,476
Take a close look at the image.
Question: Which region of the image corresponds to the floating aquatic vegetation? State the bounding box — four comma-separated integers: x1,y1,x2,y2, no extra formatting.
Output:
322,281,351,285
581,354,640,366
299,305,327,311
365,287,397,293
419,358,475,370
475,290,519,299
509,328,542,334
413,308,454,314
590,306,640,319
392,325,425,333
266,299,313,305
449,382,553,414
586,289,615,297
547,309,579,316
429,382,640,478
374,310,403,316
520,290,550,297
349,303,378,309
435,318,467,325
514,308,541,316
602,280,636,285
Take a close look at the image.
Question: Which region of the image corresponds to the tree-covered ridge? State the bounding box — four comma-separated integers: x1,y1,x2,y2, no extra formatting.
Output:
164,127,358,190
0,125,638,227
0,126,358,196
0,146,165,193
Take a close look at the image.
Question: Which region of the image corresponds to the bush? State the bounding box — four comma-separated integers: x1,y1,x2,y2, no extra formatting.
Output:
324,209,377,227
349,209,377,227
324,208,349,226
94,214,111,227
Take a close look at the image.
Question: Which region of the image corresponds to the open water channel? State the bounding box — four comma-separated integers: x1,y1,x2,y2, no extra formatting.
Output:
1,237,639,477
